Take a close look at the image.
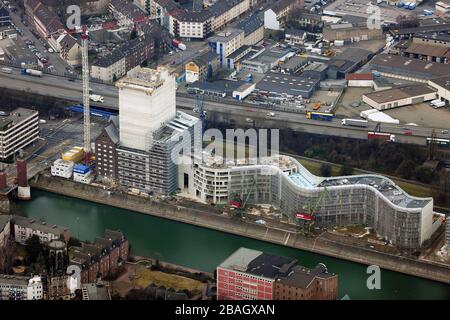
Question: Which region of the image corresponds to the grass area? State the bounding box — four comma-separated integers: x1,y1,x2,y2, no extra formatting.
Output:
133,268,204,295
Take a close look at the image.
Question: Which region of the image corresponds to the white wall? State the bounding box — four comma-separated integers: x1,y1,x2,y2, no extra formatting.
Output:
264,10,280,30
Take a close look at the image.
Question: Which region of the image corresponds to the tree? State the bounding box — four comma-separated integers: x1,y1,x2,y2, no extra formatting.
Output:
112,74,118,83
340,164,354,176
67,237,82,248
25,235,44,265
319,164,332,177
395,159,416,179
0,237,16,273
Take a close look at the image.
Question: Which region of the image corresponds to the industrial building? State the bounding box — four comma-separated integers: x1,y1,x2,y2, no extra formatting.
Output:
428,76,450,105
115,66,200,195
346,73,374,87
217,247,338,300
327,48,372,79
370,54,450,82
323,23,383,43
255,73,320,99
0,108,39,161
362,84,437,110
240,46,292,74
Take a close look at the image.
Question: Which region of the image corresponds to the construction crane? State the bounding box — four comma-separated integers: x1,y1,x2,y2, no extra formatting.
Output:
53,15,158,159
229,178,257,218
296,187,329,235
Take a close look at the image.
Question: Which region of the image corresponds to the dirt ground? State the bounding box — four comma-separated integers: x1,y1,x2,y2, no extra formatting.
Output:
335,87,373,118
385,103,450,129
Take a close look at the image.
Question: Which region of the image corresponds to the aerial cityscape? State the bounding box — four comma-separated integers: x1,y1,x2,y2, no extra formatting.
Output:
0,0,449,306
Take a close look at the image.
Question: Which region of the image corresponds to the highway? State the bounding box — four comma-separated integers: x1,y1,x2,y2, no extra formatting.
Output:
0,67,448,146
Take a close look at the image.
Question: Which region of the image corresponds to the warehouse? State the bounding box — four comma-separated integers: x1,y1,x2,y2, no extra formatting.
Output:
255,73,320,99
429,76,450,105
327,48,372,79
346,73,373,87
369,54,450,82
362,84,437,110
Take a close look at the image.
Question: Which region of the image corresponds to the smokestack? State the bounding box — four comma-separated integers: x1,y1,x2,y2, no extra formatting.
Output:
17,159,28,187
0,171,6,189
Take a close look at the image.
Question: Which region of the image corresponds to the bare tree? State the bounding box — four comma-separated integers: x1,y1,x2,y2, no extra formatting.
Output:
0,237,16,274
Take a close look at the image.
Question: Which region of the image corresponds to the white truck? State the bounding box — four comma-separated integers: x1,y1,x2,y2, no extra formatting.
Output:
342,118,369,128
433,101,446,109
89,94,104,103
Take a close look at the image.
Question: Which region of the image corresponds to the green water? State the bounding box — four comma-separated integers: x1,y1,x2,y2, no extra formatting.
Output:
16,190,450,300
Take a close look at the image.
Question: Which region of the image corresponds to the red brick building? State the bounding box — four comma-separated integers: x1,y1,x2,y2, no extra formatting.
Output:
217,248,338,300
70,230,129,284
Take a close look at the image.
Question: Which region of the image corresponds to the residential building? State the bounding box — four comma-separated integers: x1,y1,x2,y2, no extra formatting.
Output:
0,5,10,27
56,34,82,66
208,28,245,67
0,275,43,300
24,0,64,40
0,215,10,248
0,108,39,161
91,37,154,82
217,247,337,300
185,50,220,83
285,28,306,46
237,14,264,46
264,0,298,30
95,117,119,182
362,84,437,110
12,215,70,245
295,10,322,31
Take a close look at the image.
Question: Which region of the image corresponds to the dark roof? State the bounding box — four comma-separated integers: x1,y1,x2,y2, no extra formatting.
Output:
93,37,151,68
268,0,295,14
246,252,297,278
277,264,335,289
363,84,436,104
33,5,64,34
192,50,218,67
370,54,450,79
405,42,450,58
237,14,263,36
414,30,450,43
0,215,10,231
390,23,450,36
104,122,119,145
256,73,319,96
430,76,450,90
0,5,9,18
336,47,372,63
110,0,145,19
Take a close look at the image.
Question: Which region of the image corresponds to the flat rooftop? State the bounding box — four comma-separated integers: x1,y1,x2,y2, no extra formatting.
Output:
256,73,319,96
0,108,38,131
12,215,69,236
116,67,172,93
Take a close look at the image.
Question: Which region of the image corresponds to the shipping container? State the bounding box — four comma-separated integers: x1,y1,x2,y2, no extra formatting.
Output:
62,146,85,162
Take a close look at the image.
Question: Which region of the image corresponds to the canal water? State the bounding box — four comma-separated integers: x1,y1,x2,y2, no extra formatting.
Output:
16,190,450,300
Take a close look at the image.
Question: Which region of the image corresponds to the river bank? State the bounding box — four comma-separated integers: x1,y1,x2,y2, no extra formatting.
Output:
28,174,450,285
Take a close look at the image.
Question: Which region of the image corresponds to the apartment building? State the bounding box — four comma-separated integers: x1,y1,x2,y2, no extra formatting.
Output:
237,14,264,46
0,108,39,161
264,0,298,30
208,28,245,67
12,215,70,245
185,50,220,83
24,0,64,39
91,37,154,82
0,275,43,300
56,34,82,67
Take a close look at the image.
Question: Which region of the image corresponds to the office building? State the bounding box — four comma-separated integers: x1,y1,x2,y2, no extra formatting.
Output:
217,247,337,300
0,108,39,161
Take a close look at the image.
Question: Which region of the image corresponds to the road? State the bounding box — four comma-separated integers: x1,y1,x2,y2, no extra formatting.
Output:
0,66,448,145
7,3,70,74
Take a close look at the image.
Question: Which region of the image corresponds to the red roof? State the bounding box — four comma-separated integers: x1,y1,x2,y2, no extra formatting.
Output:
346,73,373,81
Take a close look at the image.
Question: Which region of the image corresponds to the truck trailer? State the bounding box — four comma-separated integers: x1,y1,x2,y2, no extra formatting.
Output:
368,132,395,142
306,112,334,121
21,68,43,77
342,118,368,128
